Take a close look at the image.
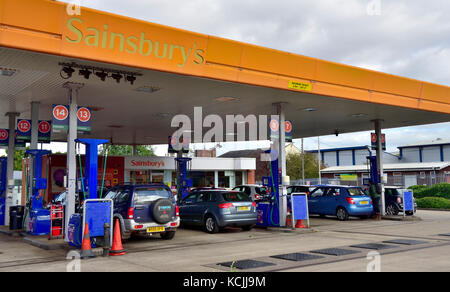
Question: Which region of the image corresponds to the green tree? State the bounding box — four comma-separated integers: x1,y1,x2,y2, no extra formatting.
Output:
286,152,324,180
101,145,155,156
5,147,28,171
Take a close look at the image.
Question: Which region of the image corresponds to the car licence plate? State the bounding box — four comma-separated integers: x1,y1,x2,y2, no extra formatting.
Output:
147,226,165,233
360,201,369,205
237,206,251,211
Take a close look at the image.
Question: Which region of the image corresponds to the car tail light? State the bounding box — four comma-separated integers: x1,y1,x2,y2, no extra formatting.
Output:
127,207,134,219
170,222,178,227
175,205,180,217
255,194,260,200
134,225,143,229
252,202,257,208
219,203,234,209
346,197,355,205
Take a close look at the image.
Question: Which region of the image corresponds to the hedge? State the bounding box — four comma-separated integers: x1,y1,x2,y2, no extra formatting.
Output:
416,197,450,209
410,183,450,200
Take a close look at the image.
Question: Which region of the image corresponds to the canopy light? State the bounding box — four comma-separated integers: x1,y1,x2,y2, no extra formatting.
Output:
111,73,123,83
95,71,108,81
135,86,161,94
0,68,18,77
60,66,75,79
125,75,137,85
59,62,142,84
216,97,238,102
301,108,317,112
79,68,92,79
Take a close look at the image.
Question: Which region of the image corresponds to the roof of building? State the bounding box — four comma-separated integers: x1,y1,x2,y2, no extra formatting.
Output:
398,138,450,149
219,149,267,159
321,161,450,173
308,146,371,153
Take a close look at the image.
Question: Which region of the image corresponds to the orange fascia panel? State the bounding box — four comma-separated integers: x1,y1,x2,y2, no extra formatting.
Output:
239,45,317,80
313,82,371,104
315,61,373,90
421,82,450,104
420,99,450,113
371,71,422,98
206,37,244,67
0,0,63,35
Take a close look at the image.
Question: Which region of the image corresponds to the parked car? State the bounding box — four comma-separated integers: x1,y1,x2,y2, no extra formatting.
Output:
308,185,374,221
384,186,417,216
287,185,313,196
286,185,314,208
232,185,270,202
51,191,83,211
103,184,179,241
179,190,257,233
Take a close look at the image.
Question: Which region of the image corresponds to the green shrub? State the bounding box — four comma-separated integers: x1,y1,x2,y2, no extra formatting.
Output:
416,197,450,209
411,183,450,200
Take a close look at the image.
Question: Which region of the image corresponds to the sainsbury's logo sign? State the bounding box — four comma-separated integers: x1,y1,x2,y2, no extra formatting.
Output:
130,160,165,168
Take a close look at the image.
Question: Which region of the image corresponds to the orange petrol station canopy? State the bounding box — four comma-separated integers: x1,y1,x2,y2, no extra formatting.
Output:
0,0,449,145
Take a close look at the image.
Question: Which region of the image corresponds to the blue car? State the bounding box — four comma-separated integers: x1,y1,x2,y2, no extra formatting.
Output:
308,185,373,221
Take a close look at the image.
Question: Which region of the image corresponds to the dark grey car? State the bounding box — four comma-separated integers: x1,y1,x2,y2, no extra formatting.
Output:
179,190,257,233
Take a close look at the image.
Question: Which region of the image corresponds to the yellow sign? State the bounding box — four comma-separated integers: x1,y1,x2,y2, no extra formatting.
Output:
288,80,312,91
340,174,358,181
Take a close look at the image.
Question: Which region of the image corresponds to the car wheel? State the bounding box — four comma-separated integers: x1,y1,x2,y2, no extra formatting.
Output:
336,207,349,221
386,204,399,216
160,231,176,240
241,225,254,231
204,216,219,234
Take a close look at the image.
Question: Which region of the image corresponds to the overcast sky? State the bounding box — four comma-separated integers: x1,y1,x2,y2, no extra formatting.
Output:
2,0,449,156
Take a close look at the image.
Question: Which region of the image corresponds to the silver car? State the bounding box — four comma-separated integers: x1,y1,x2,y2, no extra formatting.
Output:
179,190,257,233
233,185,269,202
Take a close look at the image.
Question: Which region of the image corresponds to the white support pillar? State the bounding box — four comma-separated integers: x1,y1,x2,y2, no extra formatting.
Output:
64,82,83,241
318,137,322,185
5,112,19,226
30,102,40,149
275,103,288,227
374,119,386,216
214,171,219,188
131,145,137,184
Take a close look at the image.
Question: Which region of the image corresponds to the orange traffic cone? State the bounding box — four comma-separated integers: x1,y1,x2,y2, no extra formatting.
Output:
295,220,306,229
286,214,292,227
110,219,126,256
80,223,96,259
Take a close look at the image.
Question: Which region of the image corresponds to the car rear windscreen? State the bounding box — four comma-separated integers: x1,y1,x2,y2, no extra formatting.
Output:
347,188,367,196
255,187,268,194
134,187,172,203
221,192,251,202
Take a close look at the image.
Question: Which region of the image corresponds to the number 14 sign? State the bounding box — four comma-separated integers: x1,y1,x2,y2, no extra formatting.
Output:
52,104,91,133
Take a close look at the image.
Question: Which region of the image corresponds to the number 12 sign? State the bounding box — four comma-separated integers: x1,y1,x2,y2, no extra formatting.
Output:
52,104,91,133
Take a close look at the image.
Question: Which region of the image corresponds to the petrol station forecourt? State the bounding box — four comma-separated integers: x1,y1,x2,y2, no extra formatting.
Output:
0,0,450,272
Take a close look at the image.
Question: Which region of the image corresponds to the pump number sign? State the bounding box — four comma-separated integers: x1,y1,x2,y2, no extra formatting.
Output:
52,104,91,133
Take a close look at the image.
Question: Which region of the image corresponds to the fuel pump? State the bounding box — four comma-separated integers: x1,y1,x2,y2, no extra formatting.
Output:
366,154,379,185
0,157,7,226
67,139,111,248
257,150,280,227
175,157,192,201
25,149,51,235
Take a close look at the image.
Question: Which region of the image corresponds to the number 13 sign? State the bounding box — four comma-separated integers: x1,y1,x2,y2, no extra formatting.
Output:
52,104,91,133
